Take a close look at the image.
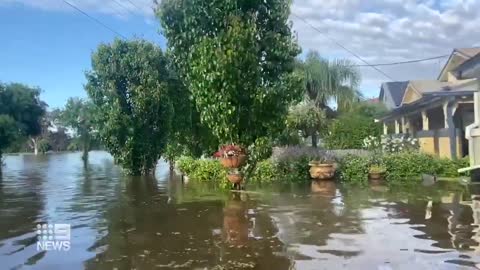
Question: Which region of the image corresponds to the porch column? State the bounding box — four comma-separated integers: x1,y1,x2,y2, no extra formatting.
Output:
443,102,450,128
401,116,410,133
421,110,429,131
383,123,388,135
395,119,400,134
444,101,458,159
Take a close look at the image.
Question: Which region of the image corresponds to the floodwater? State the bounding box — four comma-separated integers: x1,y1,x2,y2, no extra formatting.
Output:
1,152,480,269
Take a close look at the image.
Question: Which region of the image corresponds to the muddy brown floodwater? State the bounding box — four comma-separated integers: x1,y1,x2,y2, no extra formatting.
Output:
1,151,480,269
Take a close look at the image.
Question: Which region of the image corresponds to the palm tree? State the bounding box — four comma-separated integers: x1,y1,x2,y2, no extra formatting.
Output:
300,51,362,114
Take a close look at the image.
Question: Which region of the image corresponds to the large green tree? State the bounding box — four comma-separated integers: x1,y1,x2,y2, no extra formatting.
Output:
158,0,303,146
59,98,96,162
85,39,173,175
299,51,361,114
286,101,326,147
163,62,219,168
0,83,46,166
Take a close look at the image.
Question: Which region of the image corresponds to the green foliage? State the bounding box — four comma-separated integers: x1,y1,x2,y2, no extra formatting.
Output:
249,160,277,185
339,155,370,185
159,0,302,146
176,157,229,188
349,101,388,119
85,39,173,175
287,100,326,147
164,62,218,162
435,157,470,178
37,138,50,154
383,152,438,182
299,51,361,112
59,97,97,160
0,83,46,158
276,155,311,184
324,114,382,149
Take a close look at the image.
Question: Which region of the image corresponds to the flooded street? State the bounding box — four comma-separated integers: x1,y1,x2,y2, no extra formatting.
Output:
1,152,480,269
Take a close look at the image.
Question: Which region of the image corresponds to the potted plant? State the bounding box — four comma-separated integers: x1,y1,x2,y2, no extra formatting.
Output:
369,164,386,181
227,169,244,185
309,155,336,180
214,144,247,169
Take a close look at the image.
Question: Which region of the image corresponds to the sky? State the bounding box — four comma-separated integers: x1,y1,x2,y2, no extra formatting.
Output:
1,0,480,109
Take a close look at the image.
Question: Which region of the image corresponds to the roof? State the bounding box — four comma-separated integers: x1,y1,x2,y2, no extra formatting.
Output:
367,97,380,103
409,80,456,93
380,91,475,121
438,48,480,80
380,81,409,107
456,48,480,58
455,52,480,78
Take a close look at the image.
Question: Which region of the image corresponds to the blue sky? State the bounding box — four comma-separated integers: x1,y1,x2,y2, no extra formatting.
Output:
0,2,165,109
2,0,478,109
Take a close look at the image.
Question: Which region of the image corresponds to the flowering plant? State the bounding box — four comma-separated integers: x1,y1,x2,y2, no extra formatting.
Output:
213,144,246,158
381,134,419,153
362,135,381,150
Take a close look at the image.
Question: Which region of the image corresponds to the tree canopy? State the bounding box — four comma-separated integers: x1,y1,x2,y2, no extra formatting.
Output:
158,0,303,146
0,83,46,160
59,97,97,161
299,51,361,113
85,39,173,175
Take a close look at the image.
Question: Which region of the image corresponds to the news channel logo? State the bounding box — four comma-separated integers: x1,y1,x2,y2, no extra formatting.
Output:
36,223,71,251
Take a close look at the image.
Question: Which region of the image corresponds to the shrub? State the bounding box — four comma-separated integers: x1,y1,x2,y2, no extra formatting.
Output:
276,155,311,183
339,155,370,185
383,152,437,182
435,157,470,178
189,159,228,183
381,134,419,153
176,156,198,176
323,114,382,149
249,160,277,185
177,157,229,188
272,147,336,183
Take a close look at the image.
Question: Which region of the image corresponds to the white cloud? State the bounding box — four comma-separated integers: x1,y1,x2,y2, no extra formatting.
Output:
291,0,480,97
0,0,155,17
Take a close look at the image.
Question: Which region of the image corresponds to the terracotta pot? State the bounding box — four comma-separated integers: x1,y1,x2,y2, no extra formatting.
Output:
227,173,244,184
309,162,335,180
311,180,336,196
220,154,247,169
369,172,385,181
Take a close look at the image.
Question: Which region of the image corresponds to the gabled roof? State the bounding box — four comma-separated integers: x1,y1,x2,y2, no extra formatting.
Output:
438,48,480,81
409,80,456,93
380,81,409,107
456,48,480,58
455,52,480,79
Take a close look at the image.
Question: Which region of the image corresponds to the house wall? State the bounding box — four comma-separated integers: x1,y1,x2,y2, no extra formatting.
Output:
416,129,462,159
402,87,422,104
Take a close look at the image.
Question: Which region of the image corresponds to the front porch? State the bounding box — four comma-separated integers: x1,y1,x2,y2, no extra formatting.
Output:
381,92,475,159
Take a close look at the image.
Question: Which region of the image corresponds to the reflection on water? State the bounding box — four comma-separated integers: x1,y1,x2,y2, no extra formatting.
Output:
1,152,480,269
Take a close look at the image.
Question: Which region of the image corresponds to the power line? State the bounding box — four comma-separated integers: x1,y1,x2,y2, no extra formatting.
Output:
124,0,143,13
352,54,450,67
63,0,128,39
291,12,395,81
111,0,136,16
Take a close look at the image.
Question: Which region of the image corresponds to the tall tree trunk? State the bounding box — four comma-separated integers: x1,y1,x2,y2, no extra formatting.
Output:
81,133,90,162
311,133,318,148
30,138,39,155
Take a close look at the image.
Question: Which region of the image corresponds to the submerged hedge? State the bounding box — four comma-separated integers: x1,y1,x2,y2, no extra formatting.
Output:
176,151,470,187
340,152,469,184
